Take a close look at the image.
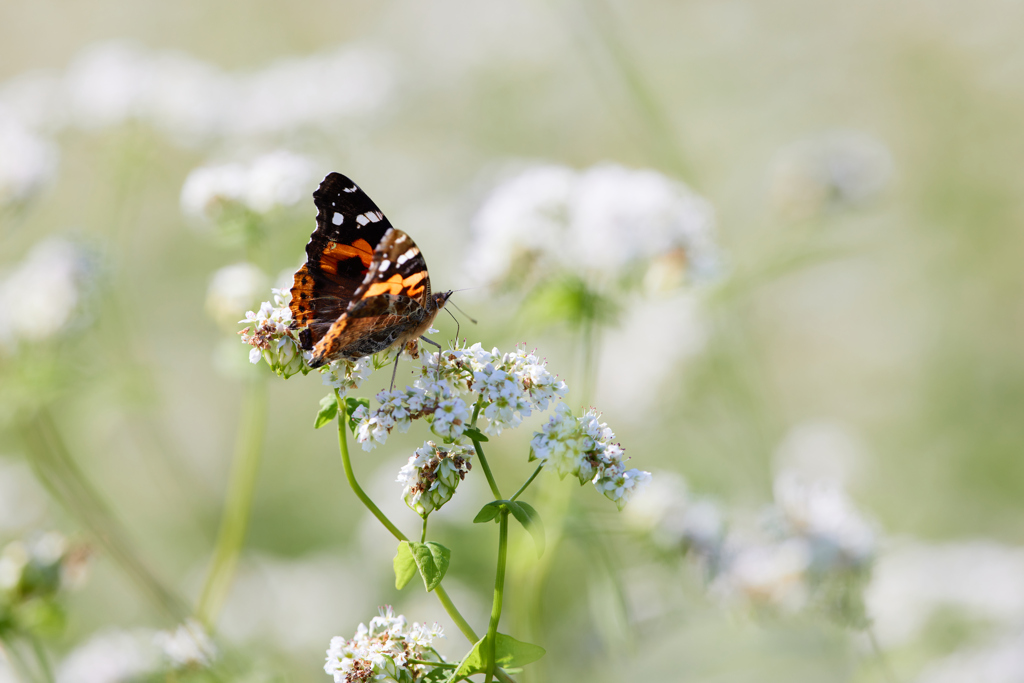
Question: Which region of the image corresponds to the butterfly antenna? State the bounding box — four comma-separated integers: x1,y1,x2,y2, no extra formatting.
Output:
448,300,478,325
444,307,462,344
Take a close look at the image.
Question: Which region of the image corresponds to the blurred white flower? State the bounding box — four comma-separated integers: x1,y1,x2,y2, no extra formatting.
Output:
7,40,395,142
180,150,316,224
57,629,160,683
915,630,1024,683
773,420,866,489
206,262,268,327
0,238,91,350
0,108,58,207
773,470,875,565
867,539,1024,649
239,288,306,378
154,620,215,668
712,538,812,613
770,130,894,218
467,162,718,289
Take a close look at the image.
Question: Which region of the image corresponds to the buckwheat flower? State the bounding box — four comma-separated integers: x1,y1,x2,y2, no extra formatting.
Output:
180,150,315,225
594,465,652,511
397,441,474,517
63,41,152,129
430,397,470,441
0,238,92,350
0,108,59,207
713,538,813,613
354,379,466,451
206,262,268,328
238,289,305,378
322,356,374,393
466,162,719,290
324,607,446,683
154,619,216,668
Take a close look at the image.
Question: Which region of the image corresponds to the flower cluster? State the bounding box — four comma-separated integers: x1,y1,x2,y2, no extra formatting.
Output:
353,342,567,451
530,404,650,509
0,40,394,145
465,163,719,292
0,108,58,208
324,606,445,683
397,441,474,517
180,150,316,226
239,288,305,378
629,466,875,623
0,238,93,352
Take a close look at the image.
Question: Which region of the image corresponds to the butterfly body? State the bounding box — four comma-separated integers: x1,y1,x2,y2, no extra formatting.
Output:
290,172,449,369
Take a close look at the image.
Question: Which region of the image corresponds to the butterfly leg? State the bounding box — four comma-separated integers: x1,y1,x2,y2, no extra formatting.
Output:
389,350,402,391
419,336,443,384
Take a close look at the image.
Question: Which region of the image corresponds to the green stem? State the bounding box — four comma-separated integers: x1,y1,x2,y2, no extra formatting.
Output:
197,376,268,626
484,510,510,683
332,391,481,648
421,516,428,543
406,659,457,669
510,465,543,502
473,438,503,501
18,408,189,623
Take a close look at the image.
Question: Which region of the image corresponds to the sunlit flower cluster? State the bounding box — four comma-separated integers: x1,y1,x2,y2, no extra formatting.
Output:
466,162,719,292
324,606,445,683
181,150,316,225
239,288,305,378
397,441,474,517
0,238,93,352
530,404,650,509
354,342,566,451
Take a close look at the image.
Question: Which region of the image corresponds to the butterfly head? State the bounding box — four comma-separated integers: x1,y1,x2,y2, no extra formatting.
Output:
432,290,452,311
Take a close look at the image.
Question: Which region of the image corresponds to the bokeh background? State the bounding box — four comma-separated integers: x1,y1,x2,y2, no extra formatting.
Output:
3,1,1024,681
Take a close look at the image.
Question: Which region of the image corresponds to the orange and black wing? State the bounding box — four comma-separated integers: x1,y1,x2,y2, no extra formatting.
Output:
290,173,395,349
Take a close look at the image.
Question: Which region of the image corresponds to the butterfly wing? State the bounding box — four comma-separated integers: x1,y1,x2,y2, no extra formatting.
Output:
308,228,436,366
290,173,395,349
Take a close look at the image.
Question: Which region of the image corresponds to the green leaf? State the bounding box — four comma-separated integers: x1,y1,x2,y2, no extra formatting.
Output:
345,397,370,434
393,541,417,590
314,394,338,429
507,501,545,557
408,541,450,592
451,633,546,678
463,426,489,442
473,500,505,524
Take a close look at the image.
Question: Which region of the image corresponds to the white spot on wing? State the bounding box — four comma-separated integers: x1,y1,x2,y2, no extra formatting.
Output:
344,185,358,193
356,211,383,225
396,247,420,266
379,259,391,271
356,214,369,226
332,212,344,225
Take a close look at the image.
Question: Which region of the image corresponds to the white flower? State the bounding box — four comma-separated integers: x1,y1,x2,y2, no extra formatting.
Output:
181,150,315,224
322,356,374,394
773,470,875,564
239,289,305,378
154,619,216,668
206,262,268,327
397,441,474,517
466,162,718,289
324,607,446,683
0,108,58,207
713,538,813,613
0,238,91,350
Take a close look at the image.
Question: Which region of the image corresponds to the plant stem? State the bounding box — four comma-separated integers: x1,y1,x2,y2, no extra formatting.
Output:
18,407,189,623
510,466,543,502
197,375,268,626
27,636,53,683
406,659,457,669
473,438,503,501
332,390,481,648
484,510,510,683
421,516,428,543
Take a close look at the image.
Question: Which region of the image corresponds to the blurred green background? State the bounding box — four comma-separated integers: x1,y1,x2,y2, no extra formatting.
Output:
2,1,1024,682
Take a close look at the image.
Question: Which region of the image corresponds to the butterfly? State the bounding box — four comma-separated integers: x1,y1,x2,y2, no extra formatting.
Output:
290,172,449,379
